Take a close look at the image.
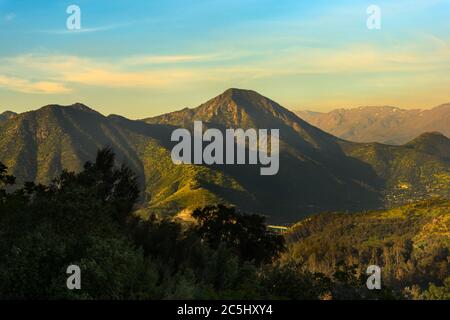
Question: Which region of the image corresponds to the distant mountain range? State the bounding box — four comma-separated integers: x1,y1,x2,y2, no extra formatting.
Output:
1,89,449,223
296,104,450,145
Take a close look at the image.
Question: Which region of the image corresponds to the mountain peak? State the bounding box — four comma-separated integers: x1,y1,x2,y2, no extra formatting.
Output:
146,88,295,128
36,103,99,116
221,88,258,97
408,131,448,143
218,88,277,104
405,131,450,159
66,103,100,115
70,102,94,111
145,88,338,149
190,88,302,129
0,110,17,121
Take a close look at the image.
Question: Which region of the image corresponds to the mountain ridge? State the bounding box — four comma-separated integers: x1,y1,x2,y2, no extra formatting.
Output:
296,104,450,145
1,89,449,223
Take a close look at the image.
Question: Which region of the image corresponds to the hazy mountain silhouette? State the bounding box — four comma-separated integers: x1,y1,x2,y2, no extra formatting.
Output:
296,104,450,145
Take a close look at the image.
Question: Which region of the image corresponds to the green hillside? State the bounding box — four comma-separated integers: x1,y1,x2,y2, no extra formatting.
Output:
0,107,251,219
342,136,450,207
0,104,143,185
282,198,450,296
106,116,254,218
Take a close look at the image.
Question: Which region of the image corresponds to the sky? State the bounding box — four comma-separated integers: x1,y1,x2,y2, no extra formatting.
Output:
0,0,449,119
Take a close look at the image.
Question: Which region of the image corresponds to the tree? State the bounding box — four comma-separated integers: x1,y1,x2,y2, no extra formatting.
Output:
0,162,15,201
422,277,450,300
0,152,265,300
56,147,140,225
192,205,285,265
260,262,332,299
0,148,146,299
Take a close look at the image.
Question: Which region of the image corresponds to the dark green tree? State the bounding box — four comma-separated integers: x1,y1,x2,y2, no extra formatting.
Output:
192,204,285,265
0,162,15,201
0,148,148,299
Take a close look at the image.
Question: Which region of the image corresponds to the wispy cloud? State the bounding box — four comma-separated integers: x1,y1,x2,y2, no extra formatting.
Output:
0,75,70,94
0,32,449,96
0,54,198,91
123,54,224,65
37,23,127,35
35,17,159,35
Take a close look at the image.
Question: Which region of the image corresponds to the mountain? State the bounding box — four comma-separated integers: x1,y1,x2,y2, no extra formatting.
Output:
0,103,144,185
340,131,450,207
145,88,387,220
296,104,450,145
405,132,450,160
1,89,449,223
0,111,17,123
145,89,450,220
0,103,242,218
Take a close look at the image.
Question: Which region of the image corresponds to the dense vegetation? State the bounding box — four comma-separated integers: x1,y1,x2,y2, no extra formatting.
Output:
0,149,448,299
283,200,450,299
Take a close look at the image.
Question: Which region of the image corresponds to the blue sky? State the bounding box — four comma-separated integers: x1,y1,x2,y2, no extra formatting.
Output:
0,0,449,118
